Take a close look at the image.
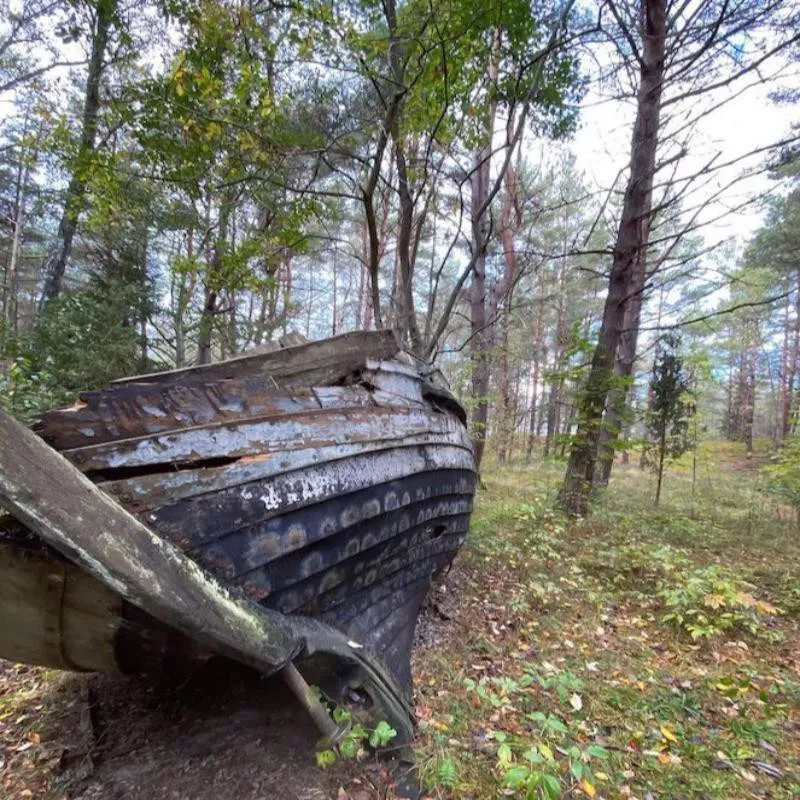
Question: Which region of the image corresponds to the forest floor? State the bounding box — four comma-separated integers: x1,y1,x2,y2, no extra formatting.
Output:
412,441,800,799
1,441,799,799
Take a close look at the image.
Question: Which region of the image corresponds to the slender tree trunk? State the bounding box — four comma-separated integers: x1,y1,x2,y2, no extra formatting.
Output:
779,274,800,444
174,229,195,368
197,201,231,365
39,0,113,310
332,251,340,336
742,347,756,453
526,278,546,460
138,227,149,370
526,361,540,460
5,207,25,334
468,32,500,471
593,276,644,487
469,161,491,469
3,118,35,333
655,422,667,506
561,0,666,515
393,138,422,352
496,152,520,463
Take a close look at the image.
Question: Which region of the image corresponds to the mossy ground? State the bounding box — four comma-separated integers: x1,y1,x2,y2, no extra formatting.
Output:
413,440,800,799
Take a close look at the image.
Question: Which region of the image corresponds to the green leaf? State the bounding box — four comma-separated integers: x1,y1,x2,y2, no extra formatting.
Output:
586,744,610,760
502,765,531,788
315,749,336,768
369,720,397,748
497,742,514,767
542,773,562,799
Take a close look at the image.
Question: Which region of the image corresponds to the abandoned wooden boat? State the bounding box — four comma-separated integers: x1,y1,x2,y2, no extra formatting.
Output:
0,330,475,741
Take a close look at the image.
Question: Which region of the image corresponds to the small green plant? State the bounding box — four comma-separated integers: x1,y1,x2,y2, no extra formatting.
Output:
314,706,397,768
436,756,458,789
660,566,779,640
488,729,609,799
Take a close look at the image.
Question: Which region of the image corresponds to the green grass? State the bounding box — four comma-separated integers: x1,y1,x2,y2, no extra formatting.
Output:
413,440,800,799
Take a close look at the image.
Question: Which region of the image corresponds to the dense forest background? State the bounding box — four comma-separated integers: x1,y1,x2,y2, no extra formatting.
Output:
1,0,800,513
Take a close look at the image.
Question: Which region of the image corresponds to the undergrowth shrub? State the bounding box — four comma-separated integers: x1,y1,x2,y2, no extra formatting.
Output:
580,539,691,593
660,565,780,641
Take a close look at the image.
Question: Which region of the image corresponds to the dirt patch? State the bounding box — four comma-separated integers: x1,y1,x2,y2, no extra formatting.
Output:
1,659,397,800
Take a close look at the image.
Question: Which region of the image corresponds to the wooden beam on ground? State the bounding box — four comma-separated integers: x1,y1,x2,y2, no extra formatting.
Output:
0,404,300,673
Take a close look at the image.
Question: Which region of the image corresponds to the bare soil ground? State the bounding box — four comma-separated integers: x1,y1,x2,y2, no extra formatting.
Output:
0,658,396,800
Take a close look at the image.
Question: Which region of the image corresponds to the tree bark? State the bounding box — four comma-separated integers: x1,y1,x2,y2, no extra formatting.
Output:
469,148,491,469
468,30,500,471
393,137,423,352
593,276,644,487
561,0,666,516
39,0,113,310
197,201,231,365
496,149,521,463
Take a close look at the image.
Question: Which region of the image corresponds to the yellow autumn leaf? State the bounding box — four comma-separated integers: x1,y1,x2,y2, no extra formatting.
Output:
734,591,756,608
703,593,726,609
660,725,678,743
755,599,778,614
580,779,596,797
538,742,554,761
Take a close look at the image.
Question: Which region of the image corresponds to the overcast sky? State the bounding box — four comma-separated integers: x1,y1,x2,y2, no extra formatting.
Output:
572,62,799,248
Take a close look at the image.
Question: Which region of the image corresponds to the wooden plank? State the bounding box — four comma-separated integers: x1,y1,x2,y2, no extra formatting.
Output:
110,329,401,388
0,544,125,672
34,381,323,450
0,544,78,670
0,405,300,673
103,429,473,512
152,446,476,553
239,510,472,604
63,405,458,473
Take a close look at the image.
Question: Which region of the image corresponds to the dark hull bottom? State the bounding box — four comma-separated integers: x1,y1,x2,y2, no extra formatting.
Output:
0,464,474,690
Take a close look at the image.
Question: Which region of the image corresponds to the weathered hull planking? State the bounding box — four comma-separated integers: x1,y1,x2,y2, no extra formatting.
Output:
0,330,475,717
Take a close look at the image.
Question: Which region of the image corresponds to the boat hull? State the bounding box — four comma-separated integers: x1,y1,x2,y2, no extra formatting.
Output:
0,332,475,698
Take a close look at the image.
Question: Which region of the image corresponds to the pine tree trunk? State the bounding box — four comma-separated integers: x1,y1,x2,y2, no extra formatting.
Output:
593,280,644,487
496,162,520,464
197,202,231,365
561,0,666,516
468,35,499,471
655,424,667,506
